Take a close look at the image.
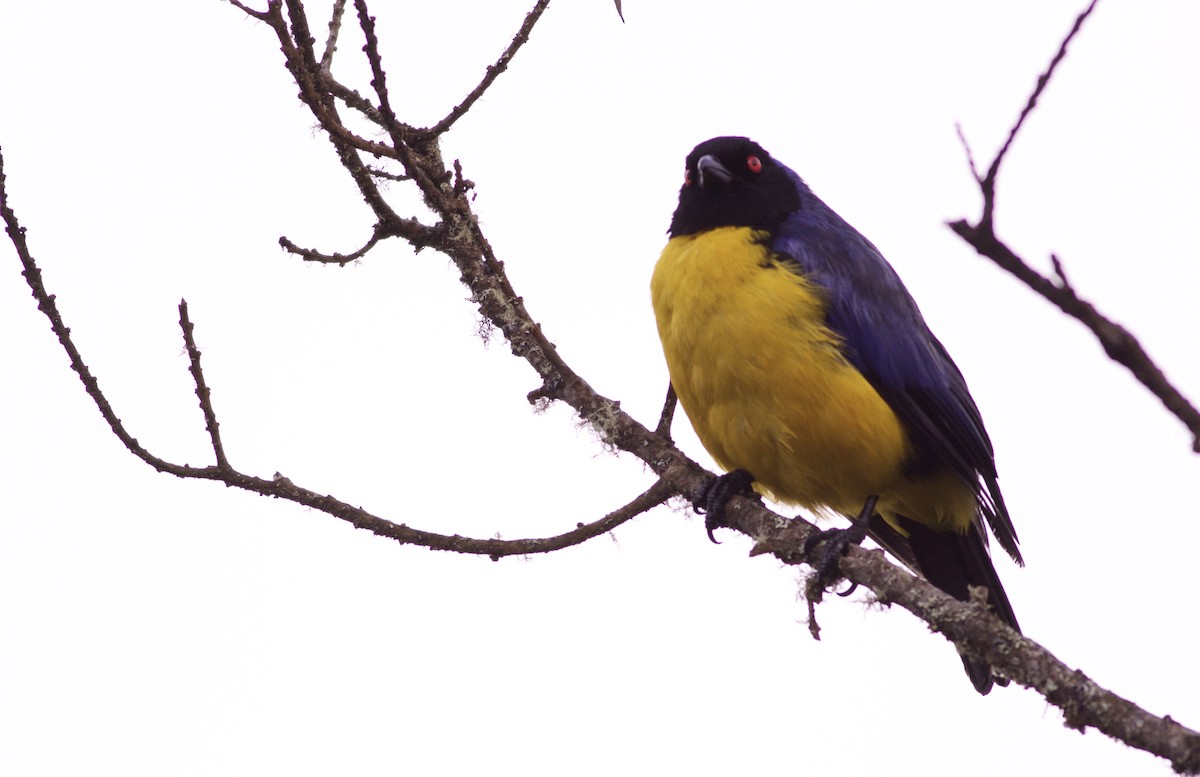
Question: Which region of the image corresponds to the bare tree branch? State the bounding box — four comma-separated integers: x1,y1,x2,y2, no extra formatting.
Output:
949,217,1200,452
737,497,1200,774
2,146,211,480
1,164,675,556
948,0,1200,453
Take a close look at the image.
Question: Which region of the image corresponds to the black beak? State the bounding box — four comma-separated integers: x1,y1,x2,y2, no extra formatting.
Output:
696,154,732,187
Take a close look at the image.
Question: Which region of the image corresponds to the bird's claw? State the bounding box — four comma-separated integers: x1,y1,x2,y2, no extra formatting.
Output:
803,525,865,588
692,469,756,544
804,495,878,591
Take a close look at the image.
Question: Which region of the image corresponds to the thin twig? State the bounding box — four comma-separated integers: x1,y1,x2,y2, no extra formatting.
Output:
260,470,676,559
279,213,446,262
480,478,672,560
655,383,676,439
320,0,347,70
365,165,410,183
325,77,388,126
421,0,552,136
452,159,474,198
179,300,230,470
226,0,271,21
279,222,387,265
954,122,981,183
980,0,1099,225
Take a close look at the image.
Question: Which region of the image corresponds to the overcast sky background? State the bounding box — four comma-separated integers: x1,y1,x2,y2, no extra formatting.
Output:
3,1,1199,775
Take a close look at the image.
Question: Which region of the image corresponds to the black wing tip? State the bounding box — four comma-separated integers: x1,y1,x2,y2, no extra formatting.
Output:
980,475,1023,566
963,656,1010,695
892,516,1020,692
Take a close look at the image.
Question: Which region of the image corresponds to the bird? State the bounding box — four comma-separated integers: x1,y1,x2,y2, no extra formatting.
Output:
650,136,1023,694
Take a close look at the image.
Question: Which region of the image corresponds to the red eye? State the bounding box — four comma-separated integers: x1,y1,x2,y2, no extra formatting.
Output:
747,155,763,173
683,168,693,187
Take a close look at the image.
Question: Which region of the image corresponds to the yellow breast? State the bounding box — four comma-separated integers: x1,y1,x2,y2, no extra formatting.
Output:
650,227,912,516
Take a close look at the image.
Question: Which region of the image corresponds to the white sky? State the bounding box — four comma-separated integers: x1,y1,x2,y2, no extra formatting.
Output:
2,1,1199,775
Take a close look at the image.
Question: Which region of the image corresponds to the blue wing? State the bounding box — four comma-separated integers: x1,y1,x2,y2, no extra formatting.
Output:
769,168,1020,563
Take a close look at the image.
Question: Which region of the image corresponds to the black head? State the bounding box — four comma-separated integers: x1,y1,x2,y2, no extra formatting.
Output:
668,136,802,238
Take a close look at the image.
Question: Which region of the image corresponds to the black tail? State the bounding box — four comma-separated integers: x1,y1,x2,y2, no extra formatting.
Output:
868,515,1019,695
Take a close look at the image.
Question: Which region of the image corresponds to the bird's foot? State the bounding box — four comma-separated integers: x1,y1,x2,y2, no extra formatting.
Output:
692,469,756,544
803,495,879,590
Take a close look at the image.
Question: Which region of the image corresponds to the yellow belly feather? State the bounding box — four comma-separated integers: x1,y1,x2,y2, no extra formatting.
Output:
651,227,975,531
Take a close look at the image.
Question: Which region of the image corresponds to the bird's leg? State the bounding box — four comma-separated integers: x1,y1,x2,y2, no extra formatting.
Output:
692,468,757,544
804,494,879,590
